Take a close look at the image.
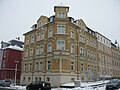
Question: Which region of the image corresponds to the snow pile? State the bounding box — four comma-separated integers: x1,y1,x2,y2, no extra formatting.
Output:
10,85,26,90
62,80,109,87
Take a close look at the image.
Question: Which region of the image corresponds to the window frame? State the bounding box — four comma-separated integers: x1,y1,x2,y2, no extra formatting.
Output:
57,40,65,51
57,25,65,34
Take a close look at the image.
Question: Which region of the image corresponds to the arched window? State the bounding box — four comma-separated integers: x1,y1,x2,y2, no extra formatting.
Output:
48,43,52,52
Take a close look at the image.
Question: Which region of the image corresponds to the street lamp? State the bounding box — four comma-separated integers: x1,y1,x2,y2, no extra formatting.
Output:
14,61,19,86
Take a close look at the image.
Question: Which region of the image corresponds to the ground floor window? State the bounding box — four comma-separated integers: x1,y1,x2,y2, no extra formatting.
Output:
82,77,84,81
23,77,25,82
46,77,50,82
28,77,31,82
35,77,38,81
39,77,41,81
71,78,75,82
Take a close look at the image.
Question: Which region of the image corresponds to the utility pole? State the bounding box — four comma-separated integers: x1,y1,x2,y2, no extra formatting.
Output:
14,61,19,86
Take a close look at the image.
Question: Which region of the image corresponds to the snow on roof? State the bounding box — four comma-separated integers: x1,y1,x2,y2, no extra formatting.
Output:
6,45,23,51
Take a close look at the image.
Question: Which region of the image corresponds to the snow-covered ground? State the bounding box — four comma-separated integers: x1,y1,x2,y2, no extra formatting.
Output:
1,80,120,90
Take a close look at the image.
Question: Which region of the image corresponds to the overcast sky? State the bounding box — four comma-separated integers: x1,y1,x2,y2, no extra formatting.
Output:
0,0,120,45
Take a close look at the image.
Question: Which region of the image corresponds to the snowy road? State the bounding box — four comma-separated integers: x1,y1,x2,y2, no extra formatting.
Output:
0,80,120,90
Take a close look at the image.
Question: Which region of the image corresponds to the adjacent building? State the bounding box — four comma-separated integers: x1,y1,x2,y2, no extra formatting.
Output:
0,39,24,83
96,32,112,77
20,6,120,87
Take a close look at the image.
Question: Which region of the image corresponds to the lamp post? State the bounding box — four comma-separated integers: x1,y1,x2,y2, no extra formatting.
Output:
14,61,19,86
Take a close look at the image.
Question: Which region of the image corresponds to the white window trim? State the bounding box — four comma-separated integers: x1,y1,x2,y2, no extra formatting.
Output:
71,30,74,39
48,29,52,38
71,43,74,54
36,46,39,55
57,25,65,34
47,60,51,70
30,48,33,56
58,12,66,18
57,40,65,51
35,62,39,71
41,32,44,40
47,43,52,53
37,33,40,41
40,45,44,54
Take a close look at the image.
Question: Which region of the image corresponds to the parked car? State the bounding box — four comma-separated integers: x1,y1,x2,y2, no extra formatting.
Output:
0,80,3,86
26,81,51,90
106,79,120,89
0,80,11,87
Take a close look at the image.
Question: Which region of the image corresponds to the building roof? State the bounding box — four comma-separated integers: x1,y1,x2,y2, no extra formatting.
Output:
5,45,23,51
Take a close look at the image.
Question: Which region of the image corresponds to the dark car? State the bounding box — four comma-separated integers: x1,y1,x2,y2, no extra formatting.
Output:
26,81,51,90
106,79,120,89
0,80,11,87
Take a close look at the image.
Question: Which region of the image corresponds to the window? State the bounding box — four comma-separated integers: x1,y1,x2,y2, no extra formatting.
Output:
4,51,6,58
40,45,43,54
37,33,40,41
71,60,74,70
71,31,74,39
31,36,34,43
48,43,52,52
94,53,97,60
90,40,93,46
57,25,65,34
80,47,85,57
87,50,90,59
90,52,93,59
41,32,44,40
24,63,27,71
23,77,25,82
57,40,65,50
50,17,53,22
87,39,89,45
39,77,41,81
80,35,85,43
28,77,31,82
62,12,65,18
87,65,90,71
29,63,32,71
40,62,42,71
92,65,94,72
36,46,39,55
47,77,50,82
94,41,96,47
47,61,51,70
35,62,38,71
26,38,29,45
2,60,5,67
81,63,84,71
35,77,38,81
40,21,43,27
58,12,65,18
30,48,33,56
71,43,74,54
48,29,52,38
25,49,28,57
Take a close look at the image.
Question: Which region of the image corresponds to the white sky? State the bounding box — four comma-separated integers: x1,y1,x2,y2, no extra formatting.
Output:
0,0,120,44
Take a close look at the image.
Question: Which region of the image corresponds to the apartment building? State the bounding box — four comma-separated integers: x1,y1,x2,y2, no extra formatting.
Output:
96,32,113,77
20,6,120,87
111,43,120,77
20,6,98,86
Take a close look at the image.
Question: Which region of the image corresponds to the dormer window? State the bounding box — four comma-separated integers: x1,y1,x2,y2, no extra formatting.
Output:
40,21,44,27
58,12,65,18
50,17,53,22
